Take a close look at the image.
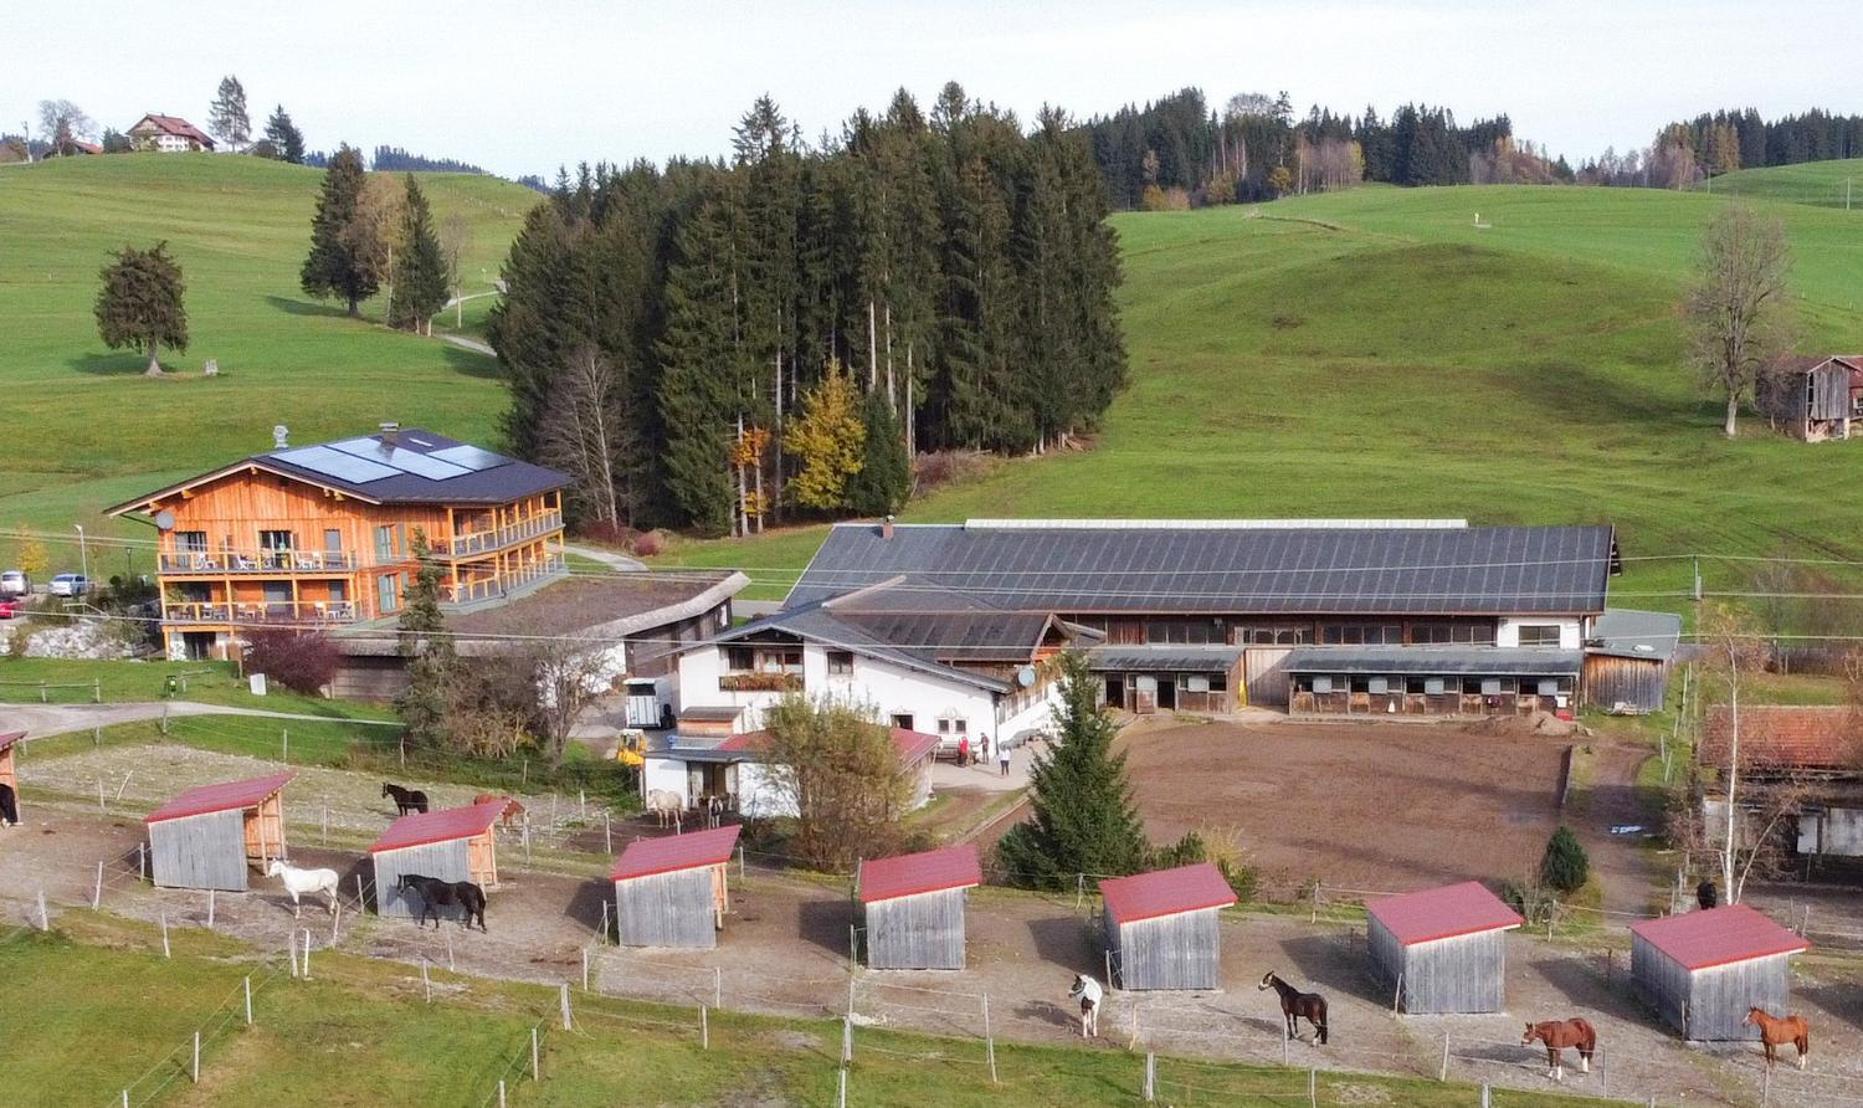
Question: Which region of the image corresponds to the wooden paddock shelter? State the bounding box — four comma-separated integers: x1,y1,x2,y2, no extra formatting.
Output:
1366,881,1524,1014
1629,904,1810,1041
369,799,503,920
1098,862,1237,990
858,843,983,970
145,771,295,891
0,730,25,825
611,824,741,948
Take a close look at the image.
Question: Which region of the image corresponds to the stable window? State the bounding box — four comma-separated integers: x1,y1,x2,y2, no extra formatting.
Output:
827,650,854,676
1516,624,1563,647
1183,675,1210,693
1481,678,1504,695
1206,672,1227,691
1368,677,1390,694
1311,676,1334,694
724,646,755,672
1425,678,1447,695
1537,679,1561,696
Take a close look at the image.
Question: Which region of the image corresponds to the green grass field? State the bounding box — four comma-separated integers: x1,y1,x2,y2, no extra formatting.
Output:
1694,158,1863,209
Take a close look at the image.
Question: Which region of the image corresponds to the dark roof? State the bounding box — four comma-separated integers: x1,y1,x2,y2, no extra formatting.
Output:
701,604,1011,693
1700,706,1863,773
1587,609,1682,662
1630,905,1809,971
1099,862,1237,924
1367,881,1524,945
788,521,1616,616
859,844,983,903
146,772,294,824
831,610,1059,663
612,825,741,881
369,800,504,853
1085,645,1243,672
1281,646,1583,676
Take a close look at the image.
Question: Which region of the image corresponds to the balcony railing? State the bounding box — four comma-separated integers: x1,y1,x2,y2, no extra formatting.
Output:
163,600,359,625
159,550,358,573
444,555,566,605
438,511,564,558
718,672,804,692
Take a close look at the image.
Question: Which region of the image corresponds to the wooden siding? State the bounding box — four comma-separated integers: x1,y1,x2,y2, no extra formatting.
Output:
1631,937,1793,1040
330,656,411,701
864,888,968,970
373,839,470,919
1761,363,1852,440
149,809,251,891
614,866,723,948
1242,648,1292,707
1105,908,1223,990
1369,918,1509,1014
1584,655,1669,714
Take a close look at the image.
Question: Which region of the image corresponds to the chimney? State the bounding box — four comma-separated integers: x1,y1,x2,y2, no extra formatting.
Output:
272,424,289,450
881,514,895,540
378,421,400,449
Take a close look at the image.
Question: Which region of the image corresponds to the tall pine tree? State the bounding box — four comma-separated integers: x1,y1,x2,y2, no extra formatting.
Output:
388,176,449,334
844,386,910,515
656,183,743,535
300,146,377,315
395,529,455,753
263,105,305,164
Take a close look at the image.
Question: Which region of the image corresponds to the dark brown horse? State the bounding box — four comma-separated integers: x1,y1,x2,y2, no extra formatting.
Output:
1522,1018,1596,1081
1744,1008,1810,1069
1259,972,1328,1044
382,782,429,816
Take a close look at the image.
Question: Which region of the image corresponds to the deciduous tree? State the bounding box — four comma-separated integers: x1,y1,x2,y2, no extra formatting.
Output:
538,345,632,527
208,76,251,150
784,361,866,510
95,241,188,376
1684,203,1795,438
762,696,914,870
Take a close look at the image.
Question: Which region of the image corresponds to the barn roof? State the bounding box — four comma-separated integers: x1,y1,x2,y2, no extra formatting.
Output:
696,604,1013,693
1366,881,1524,945
1099,862,1237,924
145,771,295,824
1587,609,1682,662
612,824,741,881
859,843,983,904
1281,646,1583,676
369,799,504,853
1629,904,1809,971
132,113,216,147
1085,645,1243,672
0,730,24,754
1699,705,1863,773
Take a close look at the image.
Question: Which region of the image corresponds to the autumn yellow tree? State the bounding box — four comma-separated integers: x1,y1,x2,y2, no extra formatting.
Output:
783,360,865,511
14,526,48,580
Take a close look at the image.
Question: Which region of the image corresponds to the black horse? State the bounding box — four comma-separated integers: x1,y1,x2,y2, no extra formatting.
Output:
1260,971,1329,1044
396,873,487,932
381,782,429,816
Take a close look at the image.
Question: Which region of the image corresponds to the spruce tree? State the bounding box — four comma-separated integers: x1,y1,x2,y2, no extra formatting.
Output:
95,241,188,376
656,183,742,535
1539,826,1590,894
263,105,305,164
845,387,910,515
388,176,450,333
395,529,454,751
996,654,1150,889
300,146,377,315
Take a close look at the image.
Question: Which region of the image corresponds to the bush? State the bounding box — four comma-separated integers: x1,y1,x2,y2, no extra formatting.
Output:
242,629,339,695
627,530,665,558
1150,828,1257,902
1539,825,1590,894
912,450,993,495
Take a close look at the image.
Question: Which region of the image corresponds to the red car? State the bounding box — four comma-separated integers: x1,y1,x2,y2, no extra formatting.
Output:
0,599,17,619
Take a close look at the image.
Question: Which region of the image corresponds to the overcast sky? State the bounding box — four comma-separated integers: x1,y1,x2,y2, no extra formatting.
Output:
9,0,1856,178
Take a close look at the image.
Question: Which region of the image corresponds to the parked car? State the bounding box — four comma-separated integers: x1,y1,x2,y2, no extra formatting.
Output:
48,573,89,597
0,598,17,619
0,570,27,598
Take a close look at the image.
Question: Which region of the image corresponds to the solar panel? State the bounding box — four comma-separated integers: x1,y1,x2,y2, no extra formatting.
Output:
271,445,398,484
429,444,510,471
327,436,470,481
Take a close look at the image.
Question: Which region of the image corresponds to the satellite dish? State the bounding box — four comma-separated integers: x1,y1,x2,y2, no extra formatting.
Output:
153,510,176,531
1017,666,1037,688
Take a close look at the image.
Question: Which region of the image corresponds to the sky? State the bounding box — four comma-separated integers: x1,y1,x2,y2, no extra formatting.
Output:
8,0,1857,178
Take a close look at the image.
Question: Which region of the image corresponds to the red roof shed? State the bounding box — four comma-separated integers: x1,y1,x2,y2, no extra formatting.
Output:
611,825,741,948
144,771,294,891
370,799,504,919
1099,862,1237,925
859,843,982,904
370,799,505,854
612,824,742,882
1630,904,1810,971
1629,904,1810,1040
1367,881,1524,946
146,771,296,824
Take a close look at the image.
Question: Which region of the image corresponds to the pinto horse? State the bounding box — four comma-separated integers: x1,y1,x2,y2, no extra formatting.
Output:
1260,972,1328,1044
472,793,525,829
395,873,487,932
1522,1018,1596,1081
1744,1007,1811,1069
1067,974,1103,1038
382,782,429,816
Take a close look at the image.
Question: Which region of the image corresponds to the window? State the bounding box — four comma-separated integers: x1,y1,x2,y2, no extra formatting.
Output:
892,713,914,730
1145,619,1222,645
1424,677,1446,695
1537,679,1560,696
1516,624,1563,647
1183,675,1210,693
1321,623,1402,645
176,530,207,553
323,529,343,553
937,718,968,735
1239,625,1311,645
724,646,755,672
1368,677,1389,694
1481,678,1504,696
1410,621,1496,645
1311,676,1334,693
374,525,399,563
827,650,854,676
376,574,400,614
760,649,803,673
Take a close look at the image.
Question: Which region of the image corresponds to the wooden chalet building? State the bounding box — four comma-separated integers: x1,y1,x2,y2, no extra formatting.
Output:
1758,355,1863,442
127,113,216,153
1699,705,1863,859
109,425,569,662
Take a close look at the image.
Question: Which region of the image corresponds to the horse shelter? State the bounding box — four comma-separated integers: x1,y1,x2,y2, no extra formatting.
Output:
857,843,983,970
369,799,503,920
611,824,741,948
1099,862,1238,990
0,730,23,826
1366,880,1524,1014
1629,904,1811,1041
144,771,295,891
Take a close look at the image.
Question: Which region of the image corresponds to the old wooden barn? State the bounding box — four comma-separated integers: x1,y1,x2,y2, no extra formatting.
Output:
369,799,503,920
1099,862,1237,990
857,843,983,970
1629,904,1810,1040
145,771,294,891
611,824,741,948
1366,881,1524,1014
1757,354,1863,441
0,730,24,825
1583,609,1682,714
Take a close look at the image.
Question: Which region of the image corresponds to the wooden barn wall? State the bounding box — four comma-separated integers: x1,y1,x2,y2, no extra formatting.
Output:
149,809,250,891
330,656,410,702
1395,929,1509,1014
864,888,967,970
1108,909,1223,990
1809,365,1850,421
615,867,718,948
1583,656,1668,713
372,839,470,919
1242,648,1292,708
1630,936,1688,1034
1686,955,1791,1041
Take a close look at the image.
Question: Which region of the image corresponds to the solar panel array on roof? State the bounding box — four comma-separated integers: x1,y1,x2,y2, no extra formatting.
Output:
430,444,509,471
272,445,399,484
328,437,471,480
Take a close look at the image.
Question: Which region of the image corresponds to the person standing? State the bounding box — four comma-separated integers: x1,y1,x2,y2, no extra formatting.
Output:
998,740,1012,777
957,733,971,768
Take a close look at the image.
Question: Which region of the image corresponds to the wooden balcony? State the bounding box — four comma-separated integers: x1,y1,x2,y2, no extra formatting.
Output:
163,600,360,625
438,511,563,558
718,672,804,692
445,555,566,605
159,550,359,574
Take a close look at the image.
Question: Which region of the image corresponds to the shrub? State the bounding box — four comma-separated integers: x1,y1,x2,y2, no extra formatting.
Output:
912,450,994,495
627,530,665,558
242,629,339,695
1539,825,1590,894
1149,827,1257,902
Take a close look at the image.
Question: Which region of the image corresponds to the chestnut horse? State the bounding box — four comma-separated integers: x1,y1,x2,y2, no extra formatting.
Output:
472,793,526,829
1744,1007,1810,1069
1522,1018,1596,1081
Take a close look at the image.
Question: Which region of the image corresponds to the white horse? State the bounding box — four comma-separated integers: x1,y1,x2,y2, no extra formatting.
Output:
266,859,340,917
1068,974,1104,1038
645,789,684,829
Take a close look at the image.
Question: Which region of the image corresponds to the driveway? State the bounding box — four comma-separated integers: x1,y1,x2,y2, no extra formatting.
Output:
0,701,401,739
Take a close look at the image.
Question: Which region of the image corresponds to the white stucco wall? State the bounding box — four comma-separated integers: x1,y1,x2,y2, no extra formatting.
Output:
1495,617,1582,649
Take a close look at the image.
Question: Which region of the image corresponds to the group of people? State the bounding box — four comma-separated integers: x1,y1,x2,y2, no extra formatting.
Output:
955,732,1014,777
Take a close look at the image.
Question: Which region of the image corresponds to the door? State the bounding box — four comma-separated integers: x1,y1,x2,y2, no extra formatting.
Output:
1104,676,1125,709
1155,676,1176,710
182,632,214,661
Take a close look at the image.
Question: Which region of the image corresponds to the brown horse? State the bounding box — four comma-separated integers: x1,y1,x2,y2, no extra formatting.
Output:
1744,1007,1810,1069
1260,972,1328,1044
1522,1018,1596,1081
472,793,526,830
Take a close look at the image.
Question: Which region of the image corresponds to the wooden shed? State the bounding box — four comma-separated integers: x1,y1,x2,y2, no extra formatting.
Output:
1366,881,1524,1014
145,771,294,891
1758,354,1863,441
369,799,503,920
611,824,741,948
1629,904,1810,1040
0,730,23,826
1099,862,1237,990
858,843,983,970
1583,609,1681,714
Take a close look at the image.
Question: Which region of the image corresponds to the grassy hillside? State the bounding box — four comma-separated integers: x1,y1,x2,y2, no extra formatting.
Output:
0,154,537,567
1694,156,1863,208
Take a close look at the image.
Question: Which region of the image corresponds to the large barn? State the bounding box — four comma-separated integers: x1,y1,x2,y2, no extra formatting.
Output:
1099,862,1237,990
1366,881,1525,1014
369,800,503,920
145,772,294,891
0,730,22,826
611,824,741,948
1629,905,1810,1040
858,843,983,970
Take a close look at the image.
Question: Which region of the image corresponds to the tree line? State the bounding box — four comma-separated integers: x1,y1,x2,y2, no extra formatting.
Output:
487,83,1126,538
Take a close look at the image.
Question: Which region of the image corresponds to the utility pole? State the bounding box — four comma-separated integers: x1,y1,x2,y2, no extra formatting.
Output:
74,524,89,586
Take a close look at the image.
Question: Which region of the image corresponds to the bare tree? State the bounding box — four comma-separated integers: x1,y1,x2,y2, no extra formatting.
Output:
521,632,616,766
1695,604,1778,901
538,345,632,528
1684,203,1796,438
438,211,472,327
37,99,94,154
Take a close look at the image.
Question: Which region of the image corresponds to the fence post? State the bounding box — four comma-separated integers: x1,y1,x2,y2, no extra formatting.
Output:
355,874,366,913
1481,1083,1491,1108
207,889,215,930
98,777,106,810
1075,872,1084,910
1308,1067,1317,1107
837,1067,846,1108
581,947,590,991
244,975,253,1026
1439,1030,1449,1080
842,1015,853,1063
714,965,722,1009
1392,971,1403,1014
421,959,432,1002
531,1026,540,1081
983,993,998,1084
37,889,48,930
497,1079,506,1108
161,911,170,958
1105,949,1114,991
139,842,146,882
446,928,454,971
603,811,612,855
93,677,101,703
93,725,101,747
700,1004,709,1049
1143,1051,1156,1102
191,1030,200,1083
598,899,609,944
560,982,572,1030
161,701,169,735
1311,882,1320,924
301,929,311,978
289,934,299,978
92,861,104,909
321,802,328,846
1282,1019,1290,1065
281,729,288,764
737,845,745,882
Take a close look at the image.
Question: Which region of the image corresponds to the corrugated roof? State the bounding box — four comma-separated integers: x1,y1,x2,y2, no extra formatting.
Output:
1630,905,1809,971
1366,881,1524,945
612,824,741,881
788,522,1616,615
146,772,294,824
0,730,24,754
702,605,1011,693
369,799,504,853
834,610,1057,663
1588,609,1682,662
1099,862,1237,924
1700,705,1863,773
1085,645,1243,672
859,843,983,903
1281,646,1583,676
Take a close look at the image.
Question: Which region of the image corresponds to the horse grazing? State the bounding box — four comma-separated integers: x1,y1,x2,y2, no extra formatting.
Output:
1260,972,1329,1044
265,859,340,918
1067,974,1104,1038
1522,1018,1596,1081
395,873,487,932
1744,1007,1810,1069
472,793,526,829
382,782,429,816
644,789,683,829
